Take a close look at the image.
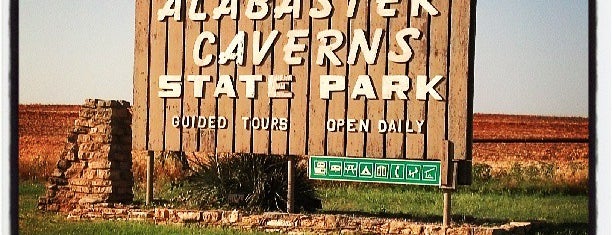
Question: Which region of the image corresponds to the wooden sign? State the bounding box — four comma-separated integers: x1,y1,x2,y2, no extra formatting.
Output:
133,0,475,187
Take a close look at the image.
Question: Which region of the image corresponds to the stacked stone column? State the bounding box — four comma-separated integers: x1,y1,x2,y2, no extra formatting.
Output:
39,99,133,212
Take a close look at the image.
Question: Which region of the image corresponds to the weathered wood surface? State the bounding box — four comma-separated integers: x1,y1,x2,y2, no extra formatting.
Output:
271,0,291,155
365,0,386,158
216,4,237,154
252,0,273,154
133,0,151,150
133,1,476,187
182,2,200,152
326,1,348,156
146,0,167,151
165,5,183,151
288,0,310,156
386,0,409,159
235,0,255,153
345,0,368,158
307,0,329,156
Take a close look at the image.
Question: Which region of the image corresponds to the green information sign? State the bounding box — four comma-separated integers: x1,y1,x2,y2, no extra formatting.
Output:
309,156,441,186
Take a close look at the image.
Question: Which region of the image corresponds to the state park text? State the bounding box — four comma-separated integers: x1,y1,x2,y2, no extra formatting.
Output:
155,0,447,102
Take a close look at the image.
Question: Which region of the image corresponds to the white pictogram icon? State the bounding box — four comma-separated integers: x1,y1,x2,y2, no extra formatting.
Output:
408,167,419,178
375,165,388,177
345,164,358,176
361,166,372,176
331,165,341,172
314,161,326,175
394,166,400,178
424,168,436,180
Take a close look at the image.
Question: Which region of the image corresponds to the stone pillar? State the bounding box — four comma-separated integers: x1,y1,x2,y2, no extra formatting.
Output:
38,99,133,212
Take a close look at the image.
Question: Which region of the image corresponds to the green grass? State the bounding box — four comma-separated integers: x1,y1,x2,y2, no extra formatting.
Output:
20,171,589,234
18,182,273,235
318,184,587,224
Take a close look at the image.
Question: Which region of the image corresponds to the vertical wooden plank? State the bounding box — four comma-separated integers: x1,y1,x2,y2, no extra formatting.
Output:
133,0,151,151
384,0,408,159
235,1,255,153
426,0,449,160
165,1,184,151
182,0,201,152
216,3,237,154
346,0,368,158
406,4,429,159
271,0,290,155
253,0,273,154
326,1,347,156
448,0,472,161
307,0,329,156
366,0,385,158
288,0,311,156
199,0,219,154
148,0,168,151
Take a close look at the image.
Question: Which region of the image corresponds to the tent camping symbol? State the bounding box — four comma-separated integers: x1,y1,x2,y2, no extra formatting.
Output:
361,166,371,176
359,163,373,178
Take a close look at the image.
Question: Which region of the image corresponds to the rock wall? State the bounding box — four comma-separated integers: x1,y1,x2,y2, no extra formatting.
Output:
67,207,534,235
38,99,133,212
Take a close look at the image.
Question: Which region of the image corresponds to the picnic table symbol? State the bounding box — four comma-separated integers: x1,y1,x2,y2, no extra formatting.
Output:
344,162,358,177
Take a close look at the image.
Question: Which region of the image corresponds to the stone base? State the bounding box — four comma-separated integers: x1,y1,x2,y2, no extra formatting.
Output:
66,207,533,235
38,99,133,212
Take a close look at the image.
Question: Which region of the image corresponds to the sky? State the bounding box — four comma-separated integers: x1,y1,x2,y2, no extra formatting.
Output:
18,0,589,117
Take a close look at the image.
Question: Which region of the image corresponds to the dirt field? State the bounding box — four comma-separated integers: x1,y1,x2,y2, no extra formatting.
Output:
18,105,589,183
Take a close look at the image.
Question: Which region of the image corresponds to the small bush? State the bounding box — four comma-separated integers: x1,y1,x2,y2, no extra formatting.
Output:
178,154,320,212
472,163,492,181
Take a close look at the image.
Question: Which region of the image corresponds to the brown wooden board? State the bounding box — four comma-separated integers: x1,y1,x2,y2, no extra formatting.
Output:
182,0,201,152
133,0,150,150
449,0,475,185
385,0,409,159
326,1,348,156
271,0,291,155
406,4,429,160
234,1,255,153
345,0,368,158
426,0,450,184
288,0,311,156
252,0,273,154
199,0,219,153
147,0,168,151
365,0,385,158
307,1,329,156
449,0,472,161
426,0,450,162
132,0,476,187
216,4,237,154
165,4,184,151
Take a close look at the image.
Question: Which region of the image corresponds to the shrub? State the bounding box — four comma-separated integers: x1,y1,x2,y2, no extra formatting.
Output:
179,154,320,212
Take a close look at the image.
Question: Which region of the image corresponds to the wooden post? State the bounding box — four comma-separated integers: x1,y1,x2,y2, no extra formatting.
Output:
443,189,452,227
146,151,154,206
287,156,294,213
